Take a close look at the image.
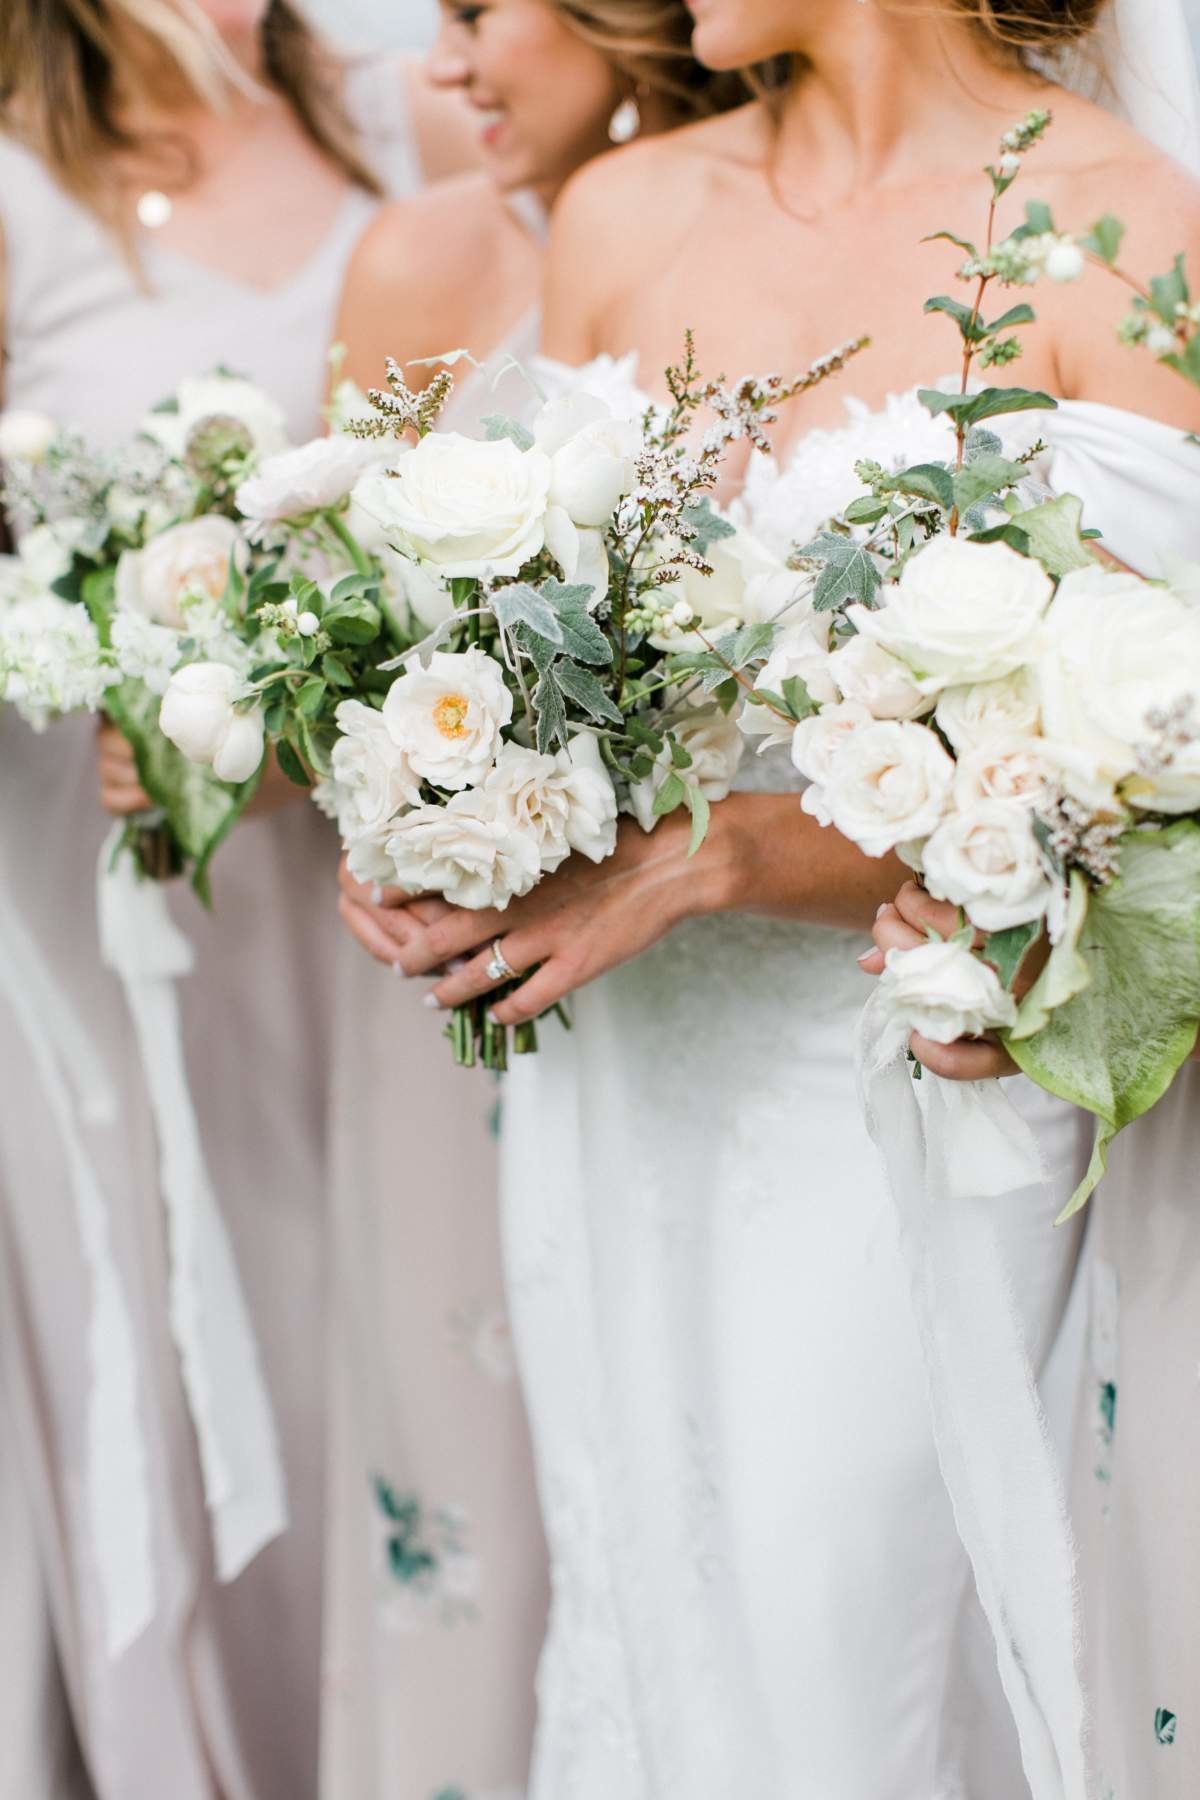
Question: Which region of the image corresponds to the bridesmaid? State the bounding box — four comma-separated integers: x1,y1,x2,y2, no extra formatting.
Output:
341,1,1200,1795
0,4,470,1796
322,8,743,1799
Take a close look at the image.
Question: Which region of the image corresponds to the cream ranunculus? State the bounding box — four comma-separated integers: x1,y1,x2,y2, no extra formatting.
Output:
384,789,542,910
352,433,552,580
381,646,513,790
822,719,954,858
533,391,641,527
159,661,264,783
850,535,1052,693
627,703,744,832
952,733,1052,812
827,632,932,721
144,373,289,459
922,799,1054,931
877,936,1018,1045
235,436,381,525
740,618,838,752
789,700,873,825
115,515,246,630
1036,564,1200,814
934,667,1041,754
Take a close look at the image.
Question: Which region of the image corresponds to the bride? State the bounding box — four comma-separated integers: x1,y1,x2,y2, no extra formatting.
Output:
341,1,1200,1794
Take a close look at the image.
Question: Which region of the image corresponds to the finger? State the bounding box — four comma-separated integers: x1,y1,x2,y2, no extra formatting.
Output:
857,946,885,975
894,881,963,939
871,911,926,958
909,1031,1018,1081
99,786,153,816
338,892,412,969
400,906,506,977
487,952,580,1027
429,933,539,1010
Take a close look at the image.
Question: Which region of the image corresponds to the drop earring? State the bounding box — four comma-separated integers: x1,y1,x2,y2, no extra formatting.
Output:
607,91,641,145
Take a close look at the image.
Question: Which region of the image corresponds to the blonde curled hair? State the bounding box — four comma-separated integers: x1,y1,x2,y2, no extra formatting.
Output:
551,0,753,122
0,0,380,234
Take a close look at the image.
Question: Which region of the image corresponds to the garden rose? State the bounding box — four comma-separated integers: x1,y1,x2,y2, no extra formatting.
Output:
353,433,552,579
877,936,1018,1045
381,646,513,790
115,516,245,629
821,719,954,857
921,799,1054,931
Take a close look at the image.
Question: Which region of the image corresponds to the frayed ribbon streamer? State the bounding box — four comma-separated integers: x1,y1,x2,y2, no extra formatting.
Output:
0,870,155,1656
857,987,1087,1800
97,833,287,1582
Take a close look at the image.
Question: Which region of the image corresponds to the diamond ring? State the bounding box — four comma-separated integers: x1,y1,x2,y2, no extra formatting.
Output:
485,940,518,983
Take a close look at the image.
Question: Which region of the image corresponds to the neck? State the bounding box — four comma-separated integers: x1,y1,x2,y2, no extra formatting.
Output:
774,9,1039,191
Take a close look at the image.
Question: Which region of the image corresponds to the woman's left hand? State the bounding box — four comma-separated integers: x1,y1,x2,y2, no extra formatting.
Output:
860,880,1020,1081
97,721,152,814
346,809,727,1027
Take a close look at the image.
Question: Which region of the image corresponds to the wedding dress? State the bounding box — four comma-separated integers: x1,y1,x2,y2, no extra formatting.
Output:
0,57,417,1800
320,298,549,1800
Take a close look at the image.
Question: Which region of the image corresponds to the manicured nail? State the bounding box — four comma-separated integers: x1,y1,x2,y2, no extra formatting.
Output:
371,883,383,905
857,949,877,967
423,993,442,1010
876,902,889,918
391,961,404,978
486,1008,499,1023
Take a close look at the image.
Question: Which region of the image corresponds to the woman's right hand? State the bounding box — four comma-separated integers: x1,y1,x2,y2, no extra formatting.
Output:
96,721,152,815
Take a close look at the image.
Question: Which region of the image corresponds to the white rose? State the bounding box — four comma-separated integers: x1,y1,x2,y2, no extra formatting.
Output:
382,646,513,790
533,391,641,527
145,373,289,459
822,719,954,858
1036,564,1200,813
235,436,381,524
952,734,1052,812
740,617,838,752
329,698,421,844
922,799,1054,931
828,632,932,720
552,732,619,862
116,516,246,629
877,936,1018,1046
850,535,1052,693
384,789,542,910
934,668,1041,753
0,410,57,464
159,661,264,782
353,433,552,579
627,704,743,832
789,699,873,825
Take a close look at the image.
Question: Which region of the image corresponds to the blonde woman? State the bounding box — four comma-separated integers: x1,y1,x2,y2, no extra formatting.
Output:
0,5,472,1796
323,8,743,1797
342,0,1200,1793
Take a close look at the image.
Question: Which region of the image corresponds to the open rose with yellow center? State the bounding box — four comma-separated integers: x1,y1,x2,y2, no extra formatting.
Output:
381,646,513,791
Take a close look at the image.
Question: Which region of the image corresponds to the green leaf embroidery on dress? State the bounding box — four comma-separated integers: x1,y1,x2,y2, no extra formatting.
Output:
371,1478,481,1628
431,1790,468,1800
1097,1381,1117,1442
1155,1708,1178,1746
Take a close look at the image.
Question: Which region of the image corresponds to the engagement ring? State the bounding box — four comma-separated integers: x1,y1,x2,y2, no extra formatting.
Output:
485,941,518,983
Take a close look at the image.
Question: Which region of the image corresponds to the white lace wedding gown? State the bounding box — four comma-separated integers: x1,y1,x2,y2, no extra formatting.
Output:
499,382,1200,1799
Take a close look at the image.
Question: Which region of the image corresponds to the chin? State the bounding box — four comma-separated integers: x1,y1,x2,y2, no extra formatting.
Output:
690,0,797,70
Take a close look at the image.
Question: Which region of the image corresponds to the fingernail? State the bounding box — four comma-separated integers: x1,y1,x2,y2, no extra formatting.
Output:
876,902,889,919
486,1008,499,1023
391,961,404,978
857,949,875,966
371,884,383,905
423,993,442,1010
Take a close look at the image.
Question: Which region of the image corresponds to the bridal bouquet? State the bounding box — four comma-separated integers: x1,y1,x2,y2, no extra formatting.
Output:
157,341,865,1065
706,113,1200,1212
0,372,303,891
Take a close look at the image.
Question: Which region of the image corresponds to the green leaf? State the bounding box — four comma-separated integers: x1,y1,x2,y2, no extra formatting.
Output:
1007,829,1200,1220
532,666,569,755
965,387,1058,427
843,495,889,526
492,582,564,645
798,532,882,612
1023,199,1056,236
294,675,326,719
983,919,1042,990
275,738,311,788
1083,215,1125,266
922,229,979,257
924,294,985,341
324,597,382,645
880,463,956,511
1163,332,1200,390
651,770,686,817
780,674,818,721
952,453,1027,513
541,579,611,665
328,570,376,606
714,619,777,671
1004,492,1096,576
482,413,535,451
1149,254,1190,326
683,783,710,856
321,652,355,688
681,498,737,556
968,522,1032,554
984,303,1037,334
552,658,623,726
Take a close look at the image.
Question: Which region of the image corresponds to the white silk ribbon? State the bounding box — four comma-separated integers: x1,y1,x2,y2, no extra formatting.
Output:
857,987,1087,1800
97,835,288,1581
0,871,155,1656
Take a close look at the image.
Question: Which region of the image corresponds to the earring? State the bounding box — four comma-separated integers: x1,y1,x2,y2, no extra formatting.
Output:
607,93,641,145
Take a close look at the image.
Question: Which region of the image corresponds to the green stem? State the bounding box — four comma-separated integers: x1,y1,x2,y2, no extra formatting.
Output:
324,511,372,578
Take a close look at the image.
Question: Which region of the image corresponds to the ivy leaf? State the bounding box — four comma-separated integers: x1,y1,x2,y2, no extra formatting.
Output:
952,454,1026,514
492,582,564,645
982,919,1042,990
552,658,622,726
879,462,955,511
681,497,737,556
798,532,882,612
483,413,535,451
652,770,687,817
532,665,569,754
1083,215,1125,266
541,579,611,665
683,783,710,856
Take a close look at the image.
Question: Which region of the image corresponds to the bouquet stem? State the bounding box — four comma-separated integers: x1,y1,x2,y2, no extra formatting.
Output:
124,813,184,883
446,996,551,1070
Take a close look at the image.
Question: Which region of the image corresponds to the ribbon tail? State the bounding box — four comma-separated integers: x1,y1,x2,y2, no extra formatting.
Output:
857,991,1088,1800
97,838,288,1579
0,876,155,1656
